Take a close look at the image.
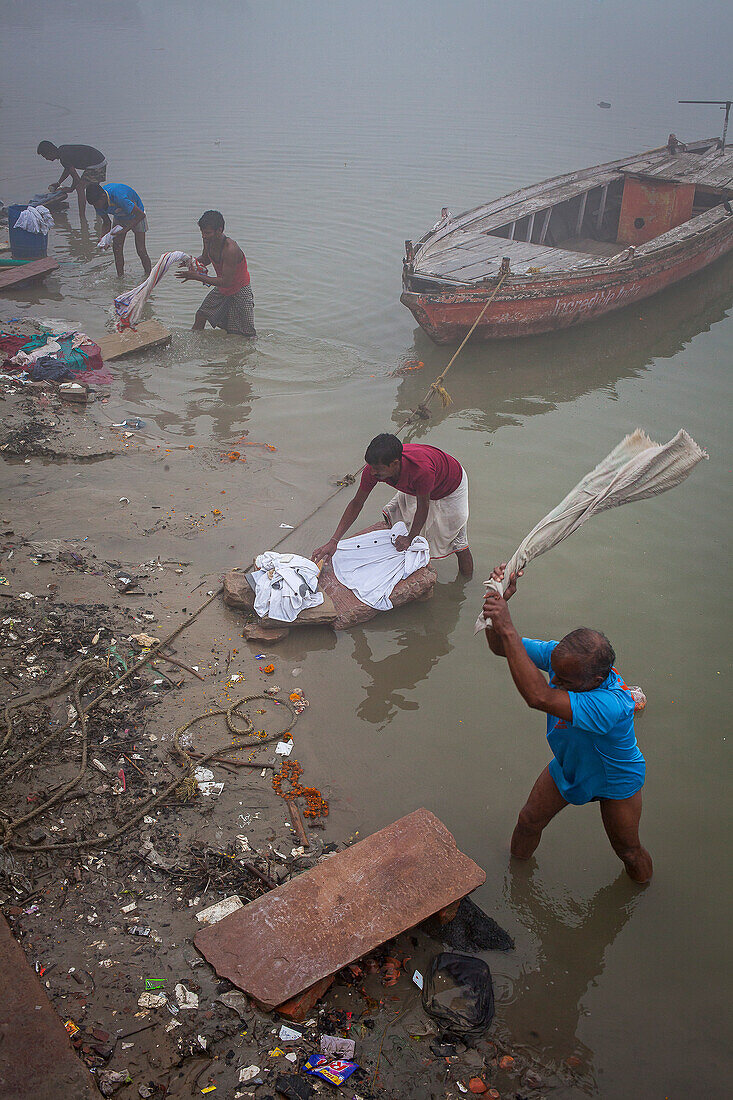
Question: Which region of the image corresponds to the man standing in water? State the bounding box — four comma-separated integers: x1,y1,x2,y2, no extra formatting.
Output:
85,182,151,277
175,210,256,337
37,140,107,221
313,433,473,577
482,564,652,883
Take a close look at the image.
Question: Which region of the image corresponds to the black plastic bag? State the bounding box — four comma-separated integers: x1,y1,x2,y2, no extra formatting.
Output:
421,952,494,1043
427,896,514,952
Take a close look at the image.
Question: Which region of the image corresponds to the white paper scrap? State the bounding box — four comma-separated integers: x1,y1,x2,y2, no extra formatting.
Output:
195,895,244,925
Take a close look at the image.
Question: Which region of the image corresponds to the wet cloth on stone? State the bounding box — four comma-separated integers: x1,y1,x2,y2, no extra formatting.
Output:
383,468,470,559
252,552,324,623
331,521,430,611
476,428,709,633
0,334,31,366
31,356,74,382
198,284,256,336
9,336,62,368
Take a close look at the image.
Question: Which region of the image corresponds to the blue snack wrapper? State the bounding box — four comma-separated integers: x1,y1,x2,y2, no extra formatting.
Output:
304,1054,359,1085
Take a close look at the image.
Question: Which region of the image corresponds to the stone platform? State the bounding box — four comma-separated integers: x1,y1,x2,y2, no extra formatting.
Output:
0,915,96,1098
223,524,437,633
194,808,485,1013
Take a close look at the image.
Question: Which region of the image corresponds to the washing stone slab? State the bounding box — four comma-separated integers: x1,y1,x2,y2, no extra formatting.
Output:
96,319,171,361
194,807,485,1011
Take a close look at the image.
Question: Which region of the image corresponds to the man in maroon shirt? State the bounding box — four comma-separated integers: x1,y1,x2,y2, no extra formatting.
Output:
313,433,473,577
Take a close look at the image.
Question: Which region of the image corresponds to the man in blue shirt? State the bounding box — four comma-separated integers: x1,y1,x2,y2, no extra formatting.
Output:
85,182,151,277
483,564,652,883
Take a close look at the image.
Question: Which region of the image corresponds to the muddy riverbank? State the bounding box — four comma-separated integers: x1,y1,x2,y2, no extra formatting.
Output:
0,380,562,1099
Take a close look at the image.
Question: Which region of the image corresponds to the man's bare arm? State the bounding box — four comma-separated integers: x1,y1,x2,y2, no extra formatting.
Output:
483,587,573,722
313,484,371,564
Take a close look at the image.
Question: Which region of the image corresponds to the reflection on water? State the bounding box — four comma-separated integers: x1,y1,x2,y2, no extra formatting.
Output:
393,254,733,441
500,867,644,1093
351,577,468,728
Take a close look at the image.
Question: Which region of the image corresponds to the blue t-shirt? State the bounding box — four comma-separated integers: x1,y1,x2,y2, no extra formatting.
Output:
522,638,645,805
95,184,144,223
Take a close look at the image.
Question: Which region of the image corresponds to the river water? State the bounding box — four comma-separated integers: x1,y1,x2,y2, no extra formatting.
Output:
2,1,732,1095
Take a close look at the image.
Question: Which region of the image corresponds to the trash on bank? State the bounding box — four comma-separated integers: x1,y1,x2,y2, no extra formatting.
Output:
422,952,495,1043
175,983,199,1008
304,1054,359,1085
238,1065,260,1083
320,1034,356,1059
195,895,244,925
275,740,294,756
138,991,167,1009
97,1069,132,1097
278,1024,302,1042
194,766,225,798
275,1074,315,1099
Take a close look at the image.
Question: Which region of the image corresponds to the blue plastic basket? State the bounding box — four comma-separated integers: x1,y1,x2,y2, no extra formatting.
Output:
8,205,49,260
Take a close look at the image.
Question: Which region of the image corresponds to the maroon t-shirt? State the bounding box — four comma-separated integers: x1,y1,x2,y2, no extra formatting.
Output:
359,444,462,500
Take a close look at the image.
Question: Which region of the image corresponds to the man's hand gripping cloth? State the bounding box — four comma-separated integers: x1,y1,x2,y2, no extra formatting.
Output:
113,251,207,329
14,205,54,233
332,522,430,611
252,552,324,624
475,428,708,633
98,225,126,249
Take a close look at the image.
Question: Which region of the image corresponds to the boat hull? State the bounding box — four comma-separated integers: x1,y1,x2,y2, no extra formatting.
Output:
401,218,733,343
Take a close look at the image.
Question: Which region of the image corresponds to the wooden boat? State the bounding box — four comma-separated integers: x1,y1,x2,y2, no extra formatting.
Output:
401,136,733,343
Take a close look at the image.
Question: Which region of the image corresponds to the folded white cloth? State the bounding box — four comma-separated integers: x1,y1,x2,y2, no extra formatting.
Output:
14,205,54,233
252,552,324,623
332,522,430,611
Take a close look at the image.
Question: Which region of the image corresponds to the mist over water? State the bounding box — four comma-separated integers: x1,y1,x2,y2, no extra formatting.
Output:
2,2,731,1093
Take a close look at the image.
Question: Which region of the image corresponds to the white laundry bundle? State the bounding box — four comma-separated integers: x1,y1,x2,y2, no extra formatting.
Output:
475,428,707,632
113,251,207,328
14,205,54,234
332,522,430,611
252,552,324,623
97,224,126,249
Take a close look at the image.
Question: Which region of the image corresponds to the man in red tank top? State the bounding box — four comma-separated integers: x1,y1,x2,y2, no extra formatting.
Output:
176,210,256,336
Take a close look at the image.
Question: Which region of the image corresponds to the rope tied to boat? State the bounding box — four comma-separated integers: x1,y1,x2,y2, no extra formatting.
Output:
399,265,510,424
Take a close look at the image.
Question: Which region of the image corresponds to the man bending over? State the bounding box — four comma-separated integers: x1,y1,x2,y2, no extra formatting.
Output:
313,433,473,577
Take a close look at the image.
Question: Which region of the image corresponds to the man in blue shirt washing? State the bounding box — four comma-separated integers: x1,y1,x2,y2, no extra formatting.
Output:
483,564,652,883
85,182,151,277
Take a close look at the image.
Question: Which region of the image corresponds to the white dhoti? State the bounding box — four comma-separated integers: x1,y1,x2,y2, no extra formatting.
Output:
382,468,469,559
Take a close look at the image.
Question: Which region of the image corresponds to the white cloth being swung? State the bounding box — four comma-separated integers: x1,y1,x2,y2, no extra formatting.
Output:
332,522,430,611
252,552,324,623
475,428,708,633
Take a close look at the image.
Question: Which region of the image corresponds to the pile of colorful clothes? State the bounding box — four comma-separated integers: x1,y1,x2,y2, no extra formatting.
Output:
0,330,112,387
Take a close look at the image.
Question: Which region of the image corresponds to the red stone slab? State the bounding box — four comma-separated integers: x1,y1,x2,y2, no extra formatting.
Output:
194,808,485,1010
0,915,96,1098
